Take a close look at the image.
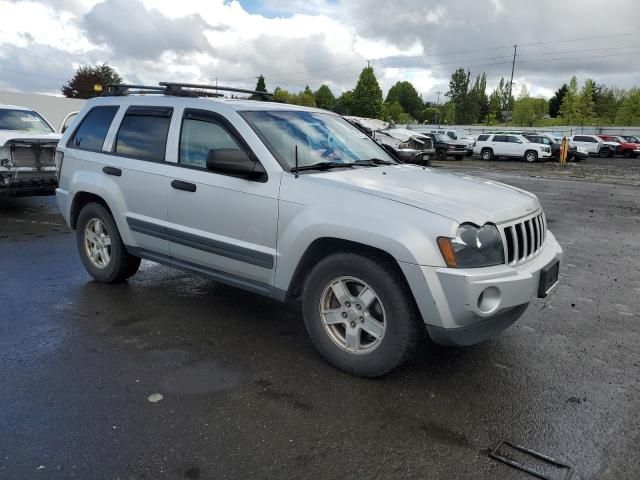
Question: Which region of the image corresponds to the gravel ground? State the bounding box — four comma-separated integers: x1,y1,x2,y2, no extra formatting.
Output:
0,160,638,479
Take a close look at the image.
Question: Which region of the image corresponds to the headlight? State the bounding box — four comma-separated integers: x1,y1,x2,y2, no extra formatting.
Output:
437,224,504,268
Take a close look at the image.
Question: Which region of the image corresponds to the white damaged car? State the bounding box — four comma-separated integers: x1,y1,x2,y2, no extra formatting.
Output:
0,104,60,197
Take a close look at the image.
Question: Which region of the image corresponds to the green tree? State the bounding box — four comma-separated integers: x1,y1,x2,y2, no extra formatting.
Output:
560,76,579,124
466,73,488,123
593,84,620,125
249,74,268,100
548,84,567,118
446,68,471,124
314,84,336,111
381,100,412,123
615,88,640,125
576,79,596,128
352,67,383,118
335,90,354,115
385,81,424,122
61,64,122,99
423,107,439,124
273,86,292,103
512,97,548,127
298,86,316,107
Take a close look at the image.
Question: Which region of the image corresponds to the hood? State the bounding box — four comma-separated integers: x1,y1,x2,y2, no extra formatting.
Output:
0,130,61,147
307,164,540,225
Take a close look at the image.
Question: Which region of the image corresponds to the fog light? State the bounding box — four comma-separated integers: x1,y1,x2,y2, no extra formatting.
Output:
477,286,501,314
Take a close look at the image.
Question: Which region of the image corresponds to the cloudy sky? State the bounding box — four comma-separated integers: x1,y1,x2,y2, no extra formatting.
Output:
1,0,639,101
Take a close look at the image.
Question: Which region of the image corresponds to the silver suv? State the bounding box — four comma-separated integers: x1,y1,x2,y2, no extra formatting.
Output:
56,83,563,377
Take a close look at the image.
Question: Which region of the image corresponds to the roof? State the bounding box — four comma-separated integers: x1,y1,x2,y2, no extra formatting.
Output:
0,104,36,111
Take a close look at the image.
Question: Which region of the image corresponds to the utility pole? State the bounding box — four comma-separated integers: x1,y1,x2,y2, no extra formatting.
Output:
506,44,517,126
435,91,442,127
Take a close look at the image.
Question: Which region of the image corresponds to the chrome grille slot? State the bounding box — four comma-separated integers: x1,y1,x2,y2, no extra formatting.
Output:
10,144,56,169
500,211,546,266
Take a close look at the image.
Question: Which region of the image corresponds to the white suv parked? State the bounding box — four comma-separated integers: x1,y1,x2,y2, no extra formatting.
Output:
473,134,552,162
570,135,617,158
56,83,562,377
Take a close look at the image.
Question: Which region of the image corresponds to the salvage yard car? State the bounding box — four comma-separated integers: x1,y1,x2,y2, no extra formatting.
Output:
56,82,563,377
598,135,640,158
570,134,617,158
472,133,552,162
345,116,434,165
0,104,60,196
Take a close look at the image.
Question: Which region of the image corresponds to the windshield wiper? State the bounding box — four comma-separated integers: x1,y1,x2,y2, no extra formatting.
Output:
290,161,356,173
354,158,395,166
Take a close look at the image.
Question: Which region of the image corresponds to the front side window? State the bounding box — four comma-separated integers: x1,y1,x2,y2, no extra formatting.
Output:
240,110,395,169
0,109,53,133
68,106,119,151
477,134,490,141
493,135,507,142
179,117,243,169
115,107,172,162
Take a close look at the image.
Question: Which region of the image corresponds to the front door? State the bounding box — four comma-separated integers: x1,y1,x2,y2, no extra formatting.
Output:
165,108,279,289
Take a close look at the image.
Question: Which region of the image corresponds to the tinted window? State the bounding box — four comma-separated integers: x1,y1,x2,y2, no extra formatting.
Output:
573,136,587,142
507,136,522,143
68,106,118,151
180,118,243,169
115,107,172,162
493,135,507,142
477,134,490,141
447,132,456,139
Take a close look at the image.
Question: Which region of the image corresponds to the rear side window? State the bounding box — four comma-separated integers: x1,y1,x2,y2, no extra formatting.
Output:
574,135,593,142
114,106,172,162
179,117,243,169
68,106,118,151
477,134,490,141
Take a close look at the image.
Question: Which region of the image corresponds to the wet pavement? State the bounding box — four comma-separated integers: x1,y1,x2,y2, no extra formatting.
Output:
1,160,639,479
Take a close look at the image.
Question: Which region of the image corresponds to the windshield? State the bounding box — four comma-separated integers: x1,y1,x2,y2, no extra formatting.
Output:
240,110,396,169
0,109,53,133
435,134,450,142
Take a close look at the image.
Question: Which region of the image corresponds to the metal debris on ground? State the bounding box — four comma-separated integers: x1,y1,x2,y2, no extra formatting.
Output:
489,440,573,480
147,393,164,403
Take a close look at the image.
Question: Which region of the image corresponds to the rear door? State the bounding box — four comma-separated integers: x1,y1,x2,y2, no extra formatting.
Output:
165,108,279,289
572,135,594,153
101,105,172,255
491,135,508,155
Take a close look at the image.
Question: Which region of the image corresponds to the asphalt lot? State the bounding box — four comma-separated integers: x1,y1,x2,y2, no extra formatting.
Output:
1,158,639,479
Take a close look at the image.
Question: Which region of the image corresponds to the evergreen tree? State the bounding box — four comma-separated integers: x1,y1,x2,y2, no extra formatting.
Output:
576,79,596,128
249,74,268,100
446,68,471,124
335,90,355,115
548,84,567,118
62,64,122,99
314,84,336,111
560,76,580,124
352,67,383,118
385,81,424,121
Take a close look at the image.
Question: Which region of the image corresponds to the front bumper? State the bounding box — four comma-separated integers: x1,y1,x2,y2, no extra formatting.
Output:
0,175,57,197
402,231,562,346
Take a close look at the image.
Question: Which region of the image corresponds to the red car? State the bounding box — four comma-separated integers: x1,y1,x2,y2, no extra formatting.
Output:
599,135,640,158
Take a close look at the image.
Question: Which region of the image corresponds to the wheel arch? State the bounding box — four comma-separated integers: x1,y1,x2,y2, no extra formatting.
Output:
284,237,412,302
70,191,114,229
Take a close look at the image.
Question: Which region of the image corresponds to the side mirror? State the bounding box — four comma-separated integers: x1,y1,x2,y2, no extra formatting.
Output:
206,149,266,181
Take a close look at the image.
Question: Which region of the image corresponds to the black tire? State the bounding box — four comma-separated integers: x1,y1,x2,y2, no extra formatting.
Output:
302,252,422,377
623,150,632,159
454,155,464,161
481,148,494,161
436,148,447,161
524,150,538,163
76,202,141,283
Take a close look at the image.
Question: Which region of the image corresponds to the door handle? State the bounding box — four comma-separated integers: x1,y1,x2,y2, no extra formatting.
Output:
102,166,122,176
171,179,197,192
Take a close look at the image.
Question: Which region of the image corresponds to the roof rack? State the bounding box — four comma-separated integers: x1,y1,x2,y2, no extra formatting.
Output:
105,82,274,99
159,82,273,98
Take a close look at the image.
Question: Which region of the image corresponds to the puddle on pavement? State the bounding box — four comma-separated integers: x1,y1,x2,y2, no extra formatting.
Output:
159,360,247,395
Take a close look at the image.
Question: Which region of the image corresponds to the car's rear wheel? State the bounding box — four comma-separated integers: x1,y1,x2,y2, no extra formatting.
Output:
524,150,538,163
302,252,421,377
76,202,141,283
481,148,494,161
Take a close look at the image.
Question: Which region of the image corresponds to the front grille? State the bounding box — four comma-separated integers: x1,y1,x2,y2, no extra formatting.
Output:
10,144,56,169
501,212,546,266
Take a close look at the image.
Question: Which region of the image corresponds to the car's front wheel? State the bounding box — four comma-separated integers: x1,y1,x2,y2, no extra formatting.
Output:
481,148,494,161
524,150,538,163
436,148,447,161
302,253,421,377
76,202,141,283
